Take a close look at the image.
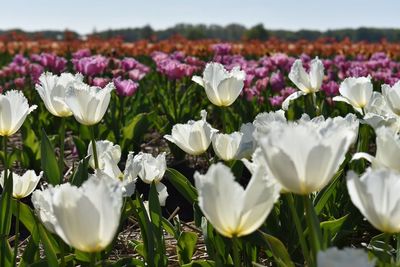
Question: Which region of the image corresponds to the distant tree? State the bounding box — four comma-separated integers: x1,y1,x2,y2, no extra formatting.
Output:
244,24,269,40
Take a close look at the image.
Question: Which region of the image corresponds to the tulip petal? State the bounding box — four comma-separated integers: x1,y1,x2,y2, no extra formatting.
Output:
282,91,306,110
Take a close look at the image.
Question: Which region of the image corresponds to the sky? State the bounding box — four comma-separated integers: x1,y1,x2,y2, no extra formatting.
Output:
1,0,399,34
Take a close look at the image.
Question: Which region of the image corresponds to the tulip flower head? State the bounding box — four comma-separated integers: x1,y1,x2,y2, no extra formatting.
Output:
382,80,400,116
257,114,358,195
36,72,83,117
333,76,373,114
192,62,245,107
352,126,400,172
363,92,399,130
0,90,37,136
32,173,123,252
164,110,218,155
212,132,242,161
194,163,280,238
32,185,57,233
282,57,324,110
65,80,114,125
87,140,137,196
317,247,375,267
347,168,400,233
0,170,42,199
127,152,168,205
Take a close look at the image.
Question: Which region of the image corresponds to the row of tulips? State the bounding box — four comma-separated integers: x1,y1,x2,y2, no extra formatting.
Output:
0,50,400,267
3,35,400,58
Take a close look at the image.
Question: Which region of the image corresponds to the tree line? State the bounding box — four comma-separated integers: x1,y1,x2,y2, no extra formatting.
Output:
2,24,400,42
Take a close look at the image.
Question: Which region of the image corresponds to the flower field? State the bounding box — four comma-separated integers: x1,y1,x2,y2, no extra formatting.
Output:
0,36,400,266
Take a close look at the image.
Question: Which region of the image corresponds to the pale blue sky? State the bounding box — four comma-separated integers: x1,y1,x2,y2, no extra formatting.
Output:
1,0,399,34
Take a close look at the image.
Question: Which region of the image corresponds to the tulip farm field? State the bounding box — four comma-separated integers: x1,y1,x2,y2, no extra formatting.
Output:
2,36,400,267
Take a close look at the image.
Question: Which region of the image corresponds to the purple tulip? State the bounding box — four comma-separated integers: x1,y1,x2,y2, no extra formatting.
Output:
321,81,339,96
73,55,109,77
121,57,139,71
270,72,285,91
129,69,146,81
113,77,139,96
29,63,44,83
211,43,232,55
72,49,91,59
14,77,25,89
92,77,111,88
269,95,284,107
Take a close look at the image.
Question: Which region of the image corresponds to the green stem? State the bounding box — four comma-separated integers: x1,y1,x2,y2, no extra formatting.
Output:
285,194,312,267
218,106,228,133
90,253,96,267
101,251,106,267
1,136,8,267
232,236,240,267
58,117,66,183
12,200,20,267
117,96,125,143
303,195,322,264
3,136,7,191
90,126,99,169
385,233,392,266
396,234,400,264
59,238,66,267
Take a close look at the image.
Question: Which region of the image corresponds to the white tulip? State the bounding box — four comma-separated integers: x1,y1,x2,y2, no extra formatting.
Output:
333,76,373,114
363,92,399,130
317,247,374,267
212,123,256,161
87,140,138,196
212,132,242,161
253,110,288,141
242,148,281,190
65,80,114,125
192,62,245,107
133,152,167,184
382,81,400,116
32,185,57,233
33,172,123,252
87,140,121,171
257,114,358,194
164,110,218,155
35,72,83,117
128,152,168,205
236,123,257,159
282,57,324,110
0,90,37,136
194,163,280,238
353,126,400,172
0,170,42,199
347,168,400,233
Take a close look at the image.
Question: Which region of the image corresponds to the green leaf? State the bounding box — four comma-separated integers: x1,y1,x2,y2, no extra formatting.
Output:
0,172,13,236
121,112,151,152
11,199,35,233
166,168,198,204
18,235,38,267
162,217,177,239
258,231,294,267
38,224,59,267
314,169,343,215
149,182,168,266
70,156,90,187
132,196,153,263
320,214,348,247
41,128,61,185
182,260,215,267
177,232,198,265
72,136,87,160
109,257,146,267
